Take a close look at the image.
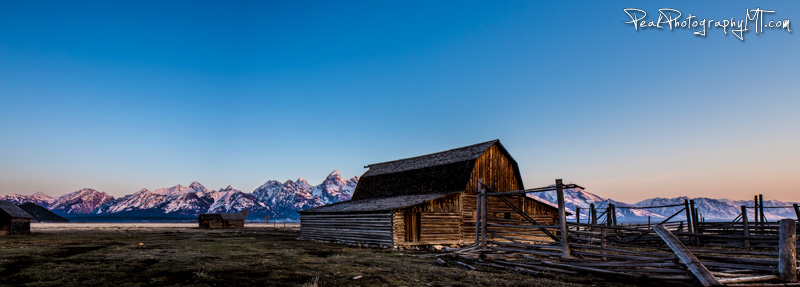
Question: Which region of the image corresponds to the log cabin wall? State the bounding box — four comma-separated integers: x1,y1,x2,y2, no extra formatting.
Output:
300,213,394,246
0,220,10,235
0,218,30,235
462,144,524,242
394,193,463,245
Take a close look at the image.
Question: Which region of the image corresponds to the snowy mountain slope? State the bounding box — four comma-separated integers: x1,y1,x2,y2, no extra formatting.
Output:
0,192,55,207
529,187,664,220
252,170,358,217
252,178,321,218
311,170,357,204
49,188,115,215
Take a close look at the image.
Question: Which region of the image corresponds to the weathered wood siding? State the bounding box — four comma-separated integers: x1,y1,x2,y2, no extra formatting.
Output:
301,213,394,246
0,218,31,235
394,212,462,245
462,144,524,242
199,219,244,229
394,193,462,245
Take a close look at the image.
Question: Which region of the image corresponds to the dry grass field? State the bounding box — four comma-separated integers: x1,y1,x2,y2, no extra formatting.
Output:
0,223,667,287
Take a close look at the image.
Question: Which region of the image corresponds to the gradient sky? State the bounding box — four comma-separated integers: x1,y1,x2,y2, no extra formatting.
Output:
1,1,798,202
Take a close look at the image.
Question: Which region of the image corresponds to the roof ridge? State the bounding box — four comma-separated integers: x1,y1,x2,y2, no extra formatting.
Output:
364,139,498,168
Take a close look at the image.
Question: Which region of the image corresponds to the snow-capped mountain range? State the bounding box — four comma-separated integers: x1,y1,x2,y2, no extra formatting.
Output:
530,187,799,221
0,171,358,220
1,175,796,221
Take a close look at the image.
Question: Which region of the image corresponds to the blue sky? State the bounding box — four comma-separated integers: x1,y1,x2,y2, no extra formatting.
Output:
1,1,798,202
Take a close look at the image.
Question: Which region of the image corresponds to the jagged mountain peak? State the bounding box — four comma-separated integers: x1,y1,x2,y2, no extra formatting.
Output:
189,181,204,188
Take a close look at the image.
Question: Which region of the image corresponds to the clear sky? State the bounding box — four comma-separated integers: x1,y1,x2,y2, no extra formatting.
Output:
1,1,798,202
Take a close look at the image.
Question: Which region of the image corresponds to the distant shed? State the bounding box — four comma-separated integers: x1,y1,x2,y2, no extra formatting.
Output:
0,201,33,235
198,210,248,229
299,140,561,247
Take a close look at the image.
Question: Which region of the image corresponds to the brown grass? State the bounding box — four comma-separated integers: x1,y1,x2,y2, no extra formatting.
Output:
1,224,651,287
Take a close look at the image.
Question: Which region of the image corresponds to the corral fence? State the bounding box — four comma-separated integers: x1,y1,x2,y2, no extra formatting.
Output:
461,179,799,286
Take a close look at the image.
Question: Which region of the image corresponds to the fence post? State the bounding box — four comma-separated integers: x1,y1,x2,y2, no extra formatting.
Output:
575,207,581,224
778,219,797,282
479,179,487,249
753,195,761,225
590,203,597,225
609,203,617,226
684,199,693,234
600,227,607,261
475,188,481,244
741,206,750,248
793,204,800,222
759,194,766,223
556,179,570,259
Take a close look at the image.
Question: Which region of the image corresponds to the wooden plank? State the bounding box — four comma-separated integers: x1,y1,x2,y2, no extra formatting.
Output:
742,206,751,248
654,225,722,286
556,179,569,258
718,275,779,284
778,219,797,282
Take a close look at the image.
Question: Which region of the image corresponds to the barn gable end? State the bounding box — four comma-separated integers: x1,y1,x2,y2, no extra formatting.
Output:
299,140,560,247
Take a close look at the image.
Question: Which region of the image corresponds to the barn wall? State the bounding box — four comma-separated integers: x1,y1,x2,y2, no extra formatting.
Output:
393,211,462,245
0,219,10,236
11,219,30,234
300,213,393,246
462,144,524,242
0,218,30,235
393,193,463,245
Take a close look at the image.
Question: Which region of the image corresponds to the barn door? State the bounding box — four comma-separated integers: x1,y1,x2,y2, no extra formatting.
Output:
404,212,421,242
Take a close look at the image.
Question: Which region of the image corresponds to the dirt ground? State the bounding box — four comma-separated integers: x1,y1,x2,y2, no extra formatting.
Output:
0,223,665,287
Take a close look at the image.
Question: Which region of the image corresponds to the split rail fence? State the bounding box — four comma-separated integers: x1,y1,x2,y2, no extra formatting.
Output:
461,179,799,286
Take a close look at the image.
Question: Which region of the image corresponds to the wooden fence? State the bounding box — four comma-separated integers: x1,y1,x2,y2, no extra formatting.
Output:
461,179,799,286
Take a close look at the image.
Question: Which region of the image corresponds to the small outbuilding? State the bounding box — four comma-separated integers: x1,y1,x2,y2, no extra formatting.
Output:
198,210,248,229
299,140,561,247
0,201,33,235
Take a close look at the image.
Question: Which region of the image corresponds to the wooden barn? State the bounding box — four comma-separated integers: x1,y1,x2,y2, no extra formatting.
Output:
0,201,33,235
299,140,561,247
198,210,248,229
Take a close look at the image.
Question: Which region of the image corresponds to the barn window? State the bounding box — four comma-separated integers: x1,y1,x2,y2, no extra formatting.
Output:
504,212,511,219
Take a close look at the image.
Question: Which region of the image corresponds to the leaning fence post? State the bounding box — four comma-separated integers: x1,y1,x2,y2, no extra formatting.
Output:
741,206,750,248
684,199,693,234
556,179,570,259
778,219,797,282
793,204,800,222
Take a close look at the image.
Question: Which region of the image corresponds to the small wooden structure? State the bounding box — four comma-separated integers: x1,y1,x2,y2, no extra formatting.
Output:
299,140,561,247
0,201,33,235
198,210,248,229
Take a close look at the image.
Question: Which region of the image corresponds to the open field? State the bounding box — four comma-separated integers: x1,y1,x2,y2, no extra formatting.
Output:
1,224,679,287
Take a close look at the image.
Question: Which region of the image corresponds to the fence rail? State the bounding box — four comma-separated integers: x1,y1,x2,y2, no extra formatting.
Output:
464,179,799,286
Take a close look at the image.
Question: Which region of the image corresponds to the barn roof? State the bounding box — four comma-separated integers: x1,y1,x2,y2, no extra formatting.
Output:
364,140,498,176
199,213,245,220
352,139,523,200
299,192,457,214
0,201,33,219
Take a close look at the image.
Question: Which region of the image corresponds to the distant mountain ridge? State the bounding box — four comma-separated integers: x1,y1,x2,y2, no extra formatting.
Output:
2,176,796,221
530,187,799,221
0,171,358,220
